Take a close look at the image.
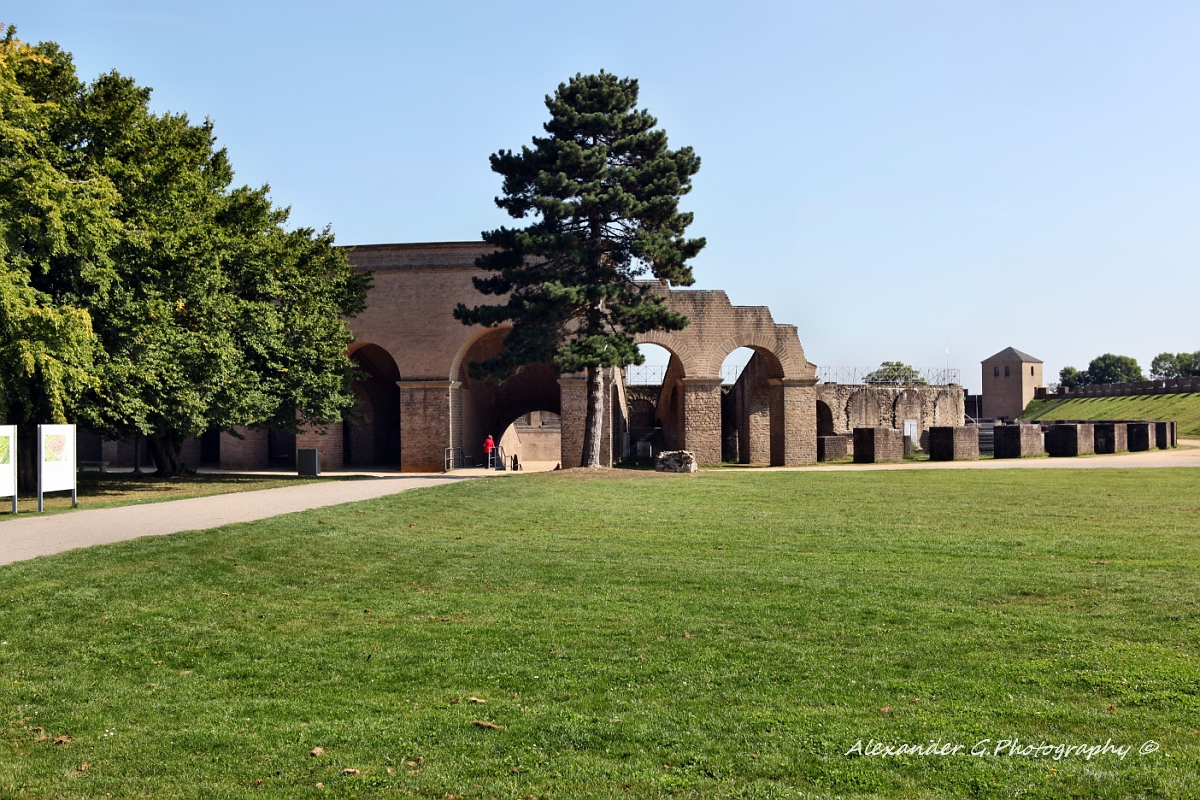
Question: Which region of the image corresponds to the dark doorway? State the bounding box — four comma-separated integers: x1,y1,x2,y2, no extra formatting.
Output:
200,430,221,466
268,431,296,467
816,400,835,437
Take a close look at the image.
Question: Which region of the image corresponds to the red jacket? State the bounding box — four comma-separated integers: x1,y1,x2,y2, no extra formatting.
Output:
484,437,495,453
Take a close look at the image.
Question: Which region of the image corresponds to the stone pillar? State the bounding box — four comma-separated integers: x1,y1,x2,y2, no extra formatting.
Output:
558,372,616,468
680,378,723,466
769,379,817,466
558,377,586,468
397,380,458,473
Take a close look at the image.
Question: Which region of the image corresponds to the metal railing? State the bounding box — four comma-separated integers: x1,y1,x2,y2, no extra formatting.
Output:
815,366,960,386
624,363,748,385
444,446,465,471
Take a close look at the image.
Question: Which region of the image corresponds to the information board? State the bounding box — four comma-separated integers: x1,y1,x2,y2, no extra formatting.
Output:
38,424,76,511
0,425,15,512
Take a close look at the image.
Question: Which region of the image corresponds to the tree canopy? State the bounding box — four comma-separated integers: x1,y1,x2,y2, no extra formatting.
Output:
2,27,370,476
455,72,705,467
1150,351,1199,380
863,361,927,386
1059,353,1144,387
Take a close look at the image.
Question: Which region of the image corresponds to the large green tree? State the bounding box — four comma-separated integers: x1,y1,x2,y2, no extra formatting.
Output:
0,28,115,487
1150,351,1199,380
1059,353,1144,387
455,72,705,467
9,30,371,475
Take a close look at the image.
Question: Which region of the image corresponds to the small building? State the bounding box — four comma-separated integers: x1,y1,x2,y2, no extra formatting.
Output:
982,347,1043,420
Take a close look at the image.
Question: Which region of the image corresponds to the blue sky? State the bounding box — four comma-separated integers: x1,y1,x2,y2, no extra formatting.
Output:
8,1,1199,392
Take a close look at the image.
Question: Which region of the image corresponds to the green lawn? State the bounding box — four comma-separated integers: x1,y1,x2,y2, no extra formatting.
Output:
0,472,352,520
2,468,1199,798
1021,393,1200,437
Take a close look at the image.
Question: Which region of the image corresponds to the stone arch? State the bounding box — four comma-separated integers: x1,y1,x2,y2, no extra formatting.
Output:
816,400,835,437
344,343,401,466
892,389,926,431
635,330,698,378
707,335,791,380
454,326,561,465
450,326,511,383
845,388,888,430
934,390,959,426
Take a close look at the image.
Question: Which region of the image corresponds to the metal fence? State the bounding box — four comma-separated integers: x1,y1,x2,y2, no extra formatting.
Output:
815,366,961,386
624,363,748,386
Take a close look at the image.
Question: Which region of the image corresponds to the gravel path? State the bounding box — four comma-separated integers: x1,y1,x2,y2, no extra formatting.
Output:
0,475,469,566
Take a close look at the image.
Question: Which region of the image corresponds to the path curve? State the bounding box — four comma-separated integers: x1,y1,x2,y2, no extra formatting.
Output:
0,475,469,566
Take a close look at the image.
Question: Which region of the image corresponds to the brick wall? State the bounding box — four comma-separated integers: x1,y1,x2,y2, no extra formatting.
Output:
853,427,904,463
681,379,723,466
928,426,979,461
220,427,269,470
1093,423,1128,454
993,424,1044,458
817,434,851,461
1044,424,1095,457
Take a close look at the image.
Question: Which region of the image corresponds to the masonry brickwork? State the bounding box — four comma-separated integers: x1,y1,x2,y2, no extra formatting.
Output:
928,426,979,461
817,434,851,462
1045,424,1095,457
1093,423,1128,454
993,424,1044,458
83,241,828,474
853,427,904,463
1126,422,1152,452
814,383,964,447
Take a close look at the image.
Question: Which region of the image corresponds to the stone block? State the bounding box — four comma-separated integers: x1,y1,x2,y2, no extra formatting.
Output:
1093,422,1128,454
928,426,979,461
655,450,698,473
817,434,852,462
993,424,1044,458
1045,423,1095,457
853,427,904,463
1126,422,1152,452
1153,421,1169,449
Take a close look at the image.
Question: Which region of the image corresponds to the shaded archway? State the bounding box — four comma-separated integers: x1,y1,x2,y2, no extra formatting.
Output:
722,346,788,465
455,328,561,466
816,400,835,437
344,343,401,466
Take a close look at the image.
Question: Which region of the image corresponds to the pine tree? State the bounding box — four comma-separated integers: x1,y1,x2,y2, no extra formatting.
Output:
455,72,705,467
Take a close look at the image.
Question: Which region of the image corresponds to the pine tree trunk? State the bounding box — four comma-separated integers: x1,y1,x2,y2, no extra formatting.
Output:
580,365,605,468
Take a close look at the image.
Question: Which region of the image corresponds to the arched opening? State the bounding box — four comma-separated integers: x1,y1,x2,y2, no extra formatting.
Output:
343,343,401,467
720,345,786,465
497,410,562,471
456,328,562,466
816,400,835,437
628,342,686,458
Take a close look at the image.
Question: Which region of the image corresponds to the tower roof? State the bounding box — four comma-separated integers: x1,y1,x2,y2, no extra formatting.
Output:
982,347,1042,364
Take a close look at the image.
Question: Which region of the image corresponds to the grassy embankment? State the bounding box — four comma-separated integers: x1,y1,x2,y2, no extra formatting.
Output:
2,468,1199,798
0,473,352,519
1021,392,1200,438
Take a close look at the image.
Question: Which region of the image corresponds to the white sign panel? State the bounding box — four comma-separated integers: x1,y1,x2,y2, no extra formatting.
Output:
0,425,15,499
38,424,76,493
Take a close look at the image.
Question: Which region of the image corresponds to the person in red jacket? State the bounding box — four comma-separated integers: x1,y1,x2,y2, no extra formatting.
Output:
483,435,495,466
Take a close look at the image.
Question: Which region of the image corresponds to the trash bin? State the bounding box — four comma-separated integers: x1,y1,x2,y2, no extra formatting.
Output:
298,448,321,476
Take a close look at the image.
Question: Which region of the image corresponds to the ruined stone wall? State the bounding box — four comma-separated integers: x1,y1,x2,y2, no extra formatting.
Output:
815,384,965,443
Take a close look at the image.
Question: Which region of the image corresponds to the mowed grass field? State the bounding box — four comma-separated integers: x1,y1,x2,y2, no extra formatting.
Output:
1,468,1199,799
1021,393,1200,437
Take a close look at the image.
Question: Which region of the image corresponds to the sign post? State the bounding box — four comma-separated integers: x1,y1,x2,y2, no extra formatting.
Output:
37,424,76,512
0,425,16,514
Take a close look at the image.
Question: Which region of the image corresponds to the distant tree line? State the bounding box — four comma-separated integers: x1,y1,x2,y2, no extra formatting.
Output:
0,27,370,481
1058,350,1198,388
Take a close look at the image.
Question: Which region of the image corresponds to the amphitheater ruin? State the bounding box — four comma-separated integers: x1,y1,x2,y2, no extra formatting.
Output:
82,241,968,472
